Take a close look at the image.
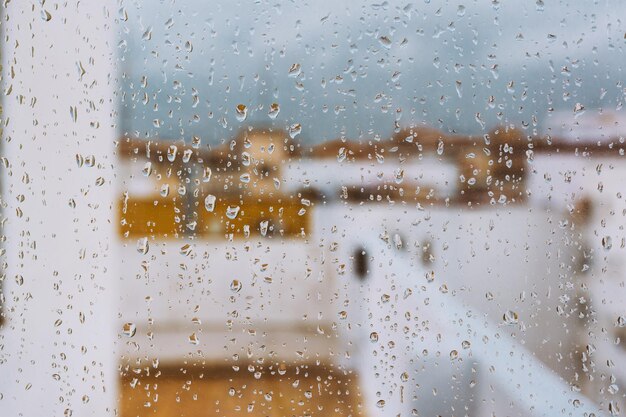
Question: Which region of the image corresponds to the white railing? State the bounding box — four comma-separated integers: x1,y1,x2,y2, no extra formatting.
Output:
356,237,608,417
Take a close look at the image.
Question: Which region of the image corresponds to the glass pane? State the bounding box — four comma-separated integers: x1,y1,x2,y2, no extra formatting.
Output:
1,1,625,416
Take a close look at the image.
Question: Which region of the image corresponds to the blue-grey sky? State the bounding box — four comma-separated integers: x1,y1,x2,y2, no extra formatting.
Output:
118,0,626,144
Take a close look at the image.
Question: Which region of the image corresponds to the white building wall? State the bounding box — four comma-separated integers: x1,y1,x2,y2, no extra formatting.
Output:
315,203,605,416
283,156,459,199
530,153,626,407
117,238,337,364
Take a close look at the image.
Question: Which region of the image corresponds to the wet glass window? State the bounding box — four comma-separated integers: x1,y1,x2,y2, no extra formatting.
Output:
1,1,626,416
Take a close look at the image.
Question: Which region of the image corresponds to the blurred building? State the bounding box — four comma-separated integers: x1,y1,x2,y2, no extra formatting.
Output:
114,118,625,416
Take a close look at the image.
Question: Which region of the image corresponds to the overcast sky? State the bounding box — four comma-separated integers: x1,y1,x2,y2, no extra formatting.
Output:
118,0,626,144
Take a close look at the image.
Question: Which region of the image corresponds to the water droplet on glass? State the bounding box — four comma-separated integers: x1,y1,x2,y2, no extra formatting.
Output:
260,220,269,237
142,27,153,41
137,237,149,255
142,162,152,177
502,310,519,325
394,168,404,184
236,104,248,122
369,332,379,343
437,140,444,155
118,7,128,21
84,155,95,167
204,195,216,212
288,63,301,77
241,152,251,167
230,279,242,292
574,102,585,114
41,10,52,21
202,167,212,182
393,234,403,249
379,36,392,48
188,332,199,345
288,123,302,139
268,103,280,119
122,323,136,337
69,106,77,123
337,147,347,163
167,145,177,162
180,244,193,256
226,205,240,219
76,61,86,80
